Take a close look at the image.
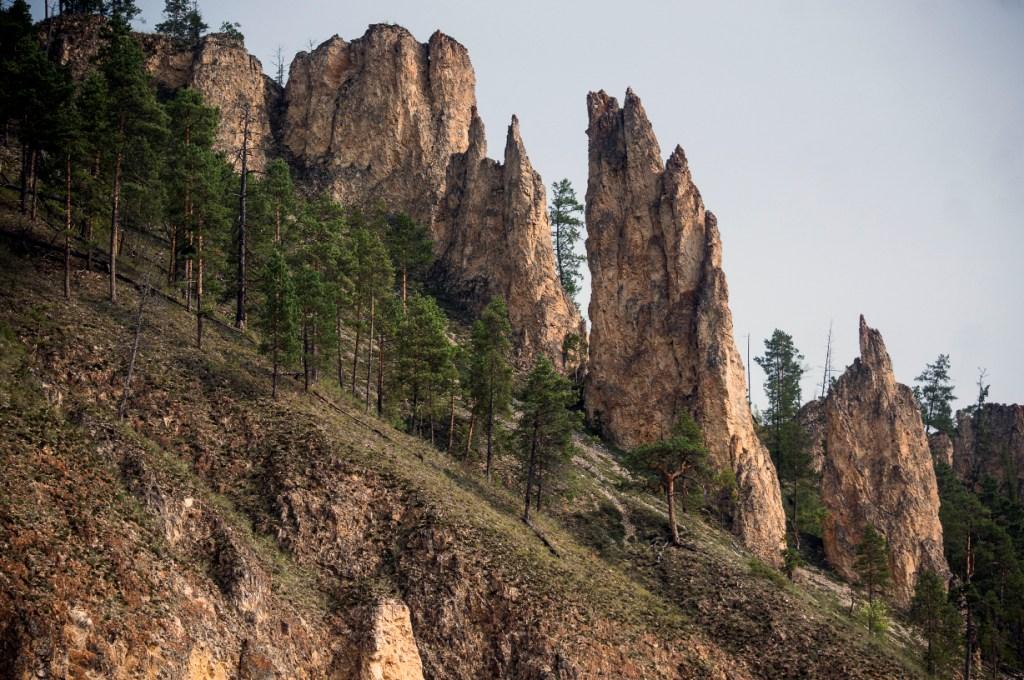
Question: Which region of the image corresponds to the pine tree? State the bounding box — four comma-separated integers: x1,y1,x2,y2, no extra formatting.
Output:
384,211,433,307
256,249,299,399
293,265,334,392
155,0,207,45
548,178,585,304
349,225,393,401
517,356,577,521
855,525,892,633
394,294,452,440
218,21,243,44
467,297,514,479
910,570,961,676
96,19,168,303
913,354,957,436
756,329,815,548
623,413,710,545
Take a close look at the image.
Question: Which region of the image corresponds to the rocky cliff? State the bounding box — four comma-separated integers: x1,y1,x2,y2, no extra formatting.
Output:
819,316,949,605
142,33,280,172
583,89,785,563
951,403,1024,495
45,16,279,172
928,432,954,468
283,26,580,364
433,114,583,364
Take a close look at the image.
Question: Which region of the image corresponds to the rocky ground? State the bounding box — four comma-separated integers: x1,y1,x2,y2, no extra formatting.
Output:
0,234,924,678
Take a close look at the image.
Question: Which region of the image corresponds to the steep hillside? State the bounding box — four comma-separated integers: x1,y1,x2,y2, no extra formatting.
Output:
0,233,923,678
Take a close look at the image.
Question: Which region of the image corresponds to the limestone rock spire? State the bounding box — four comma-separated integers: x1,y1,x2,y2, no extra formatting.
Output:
584,88,786,562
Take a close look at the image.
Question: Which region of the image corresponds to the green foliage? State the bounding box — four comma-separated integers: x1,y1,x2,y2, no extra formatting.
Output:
855,600,890,637
393,294,454,436
383,211,433,302
516,355,578,519
854,525,891,612
218,21,244,44
623,413,710,544
782,546,803,580
155,0,207,45
255,249,299,396
467,297,514,474
912,354,956,436
755,329,818,547
548,178,585,304
909,570,961,676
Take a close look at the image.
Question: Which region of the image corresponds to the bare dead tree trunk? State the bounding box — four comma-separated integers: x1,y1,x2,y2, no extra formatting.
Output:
272,346,279,400
447,391,456,453
336,306,345,389
666,474,680,546
302,322,310,391
195,232,204,349
63,153,72,300
235,103,251,331
465,414,475,457
364,294,375,412
29,148,39,221
118,279,151,420
351,299,362,395
376,332,385,416
109,148,123,303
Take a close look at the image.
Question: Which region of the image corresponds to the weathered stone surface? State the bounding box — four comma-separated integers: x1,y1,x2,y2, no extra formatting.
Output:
583,88,785,563
283,25,580,365
798,397,827,475
360,600,425,680
434,113,582,365
819,316,949,605
951,403,1024,495
928,432,954,468
142,33,280,172
282,25,476,225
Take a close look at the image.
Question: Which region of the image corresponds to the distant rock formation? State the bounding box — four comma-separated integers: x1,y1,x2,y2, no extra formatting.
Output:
951,404,1024,495
798,397,827,475
583,88,785,563
818,316,949,605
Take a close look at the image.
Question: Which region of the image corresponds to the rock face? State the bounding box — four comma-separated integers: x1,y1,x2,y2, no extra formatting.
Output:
434,113,583,364
819,316,949,605
928,432,954,468
142,33,280,172
45,17,279,172
798,397,828,475
583,88,785,562
283,26,476,226
951,404,1024,495
361,600,425,680
283,25,581,365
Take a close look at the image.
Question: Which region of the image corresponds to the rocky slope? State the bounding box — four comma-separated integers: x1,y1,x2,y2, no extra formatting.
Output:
817,317,949,605
0,239,925,679
582,89,786,564
951,403,1024,494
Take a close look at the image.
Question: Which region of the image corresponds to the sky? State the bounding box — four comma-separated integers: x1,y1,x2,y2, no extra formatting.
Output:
29,0,1024,412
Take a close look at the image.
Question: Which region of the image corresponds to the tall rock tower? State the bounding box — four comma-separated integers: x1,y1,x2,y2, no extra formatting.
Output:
583,89,786,563
818,316,949,605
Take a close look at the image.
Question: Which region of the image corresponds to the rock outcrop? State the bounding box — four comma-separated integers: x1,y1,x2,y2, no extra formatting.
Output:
951,404,1024,495
819,316,949,605
798,397,828,474
45,16,279,172
434,113,582,364
283,25,580,365
283,26,475,226
143,33,280,172
360,600,425,680
583,88,785,562
928,432,954,468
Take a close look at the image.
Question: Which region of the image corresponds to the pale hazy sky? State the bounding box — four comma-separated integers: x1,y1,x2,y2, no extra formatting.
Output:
30,0,1024,412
